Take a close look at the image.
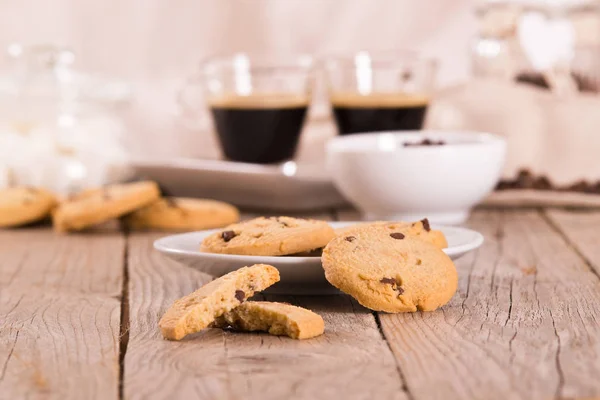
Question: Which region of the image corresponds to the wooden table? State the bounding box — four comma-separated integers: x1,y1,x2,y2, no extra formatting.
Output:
1,208,600,400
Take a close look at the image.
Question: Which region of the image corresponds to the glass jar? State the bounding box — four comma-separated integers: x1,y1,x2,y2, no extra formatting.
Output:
0,44,133,194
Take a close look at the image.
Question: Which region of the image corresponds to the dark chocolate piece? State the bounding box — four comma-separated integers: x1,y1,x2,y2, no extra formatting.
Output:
221,230,236,242
235,290,245,302
380,277,404,296
403,138,446,147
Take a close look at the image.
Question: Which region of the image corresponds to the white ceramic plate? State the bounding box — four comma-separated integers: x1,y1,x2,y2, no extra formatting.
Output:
129,157,346,211
154,222,484,295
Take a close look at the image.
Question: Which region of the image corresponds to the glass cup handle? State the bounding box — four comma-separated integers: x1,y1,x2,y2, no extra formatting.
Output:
176,72,208,130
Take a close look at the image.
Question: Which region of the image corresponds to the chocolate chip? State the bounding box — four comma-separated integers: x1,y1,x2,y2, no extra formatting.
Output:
235,290,245,302
380,277,404,297
272,216,289,227
416,258,422,265
421,218,431,232
345,236,356,242
566,180,590,193
497,168,600,194
221,230,236,242
390,232,405,240
533,176,552,190
404,138,446,147
278,218,289,227
516,169,535,189
380,277,397,285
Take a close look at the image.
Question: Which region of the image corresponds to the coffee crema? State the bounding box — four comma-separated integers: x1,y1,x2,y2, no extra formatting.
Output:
208,94,309,164
331,93,429,135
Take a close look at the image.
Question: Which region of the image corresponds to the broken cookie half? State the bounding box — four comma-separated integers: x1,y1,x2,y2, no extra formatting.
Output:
159,264,280,340
214,301,325,340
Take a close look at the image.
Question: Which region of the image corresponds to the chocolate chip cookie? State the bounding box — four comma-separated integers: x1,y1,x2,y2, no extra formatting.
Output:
201,216,335,256
322,225,457,312
125,197,239,231
214,301,324,339
53,181,160,232
0,187,57,228
335,218,448,249
159,264,280,340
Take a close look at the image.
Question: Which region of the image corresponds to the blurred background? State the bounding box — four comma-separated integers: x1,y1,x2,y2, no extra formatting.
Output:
2,0,600,212
0,0,473,157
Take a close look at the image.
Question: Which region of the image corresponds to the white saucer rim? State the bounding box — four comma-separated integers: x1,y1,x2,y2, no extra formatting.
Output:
153,222,484,260
129,156,331,182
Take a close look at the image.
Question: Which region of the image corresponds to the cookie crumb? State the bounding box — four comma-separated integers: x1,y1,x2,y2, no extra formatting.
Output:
390,232,405,239
421,218,431,232
235,290,245,302
221,230,236,242
345,236,356,242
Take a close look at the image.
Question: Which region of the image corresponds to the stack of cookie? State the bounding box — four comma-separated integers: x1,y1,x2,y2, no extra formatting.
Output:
0,181,240,233
323,220,457,313
200,217,458,314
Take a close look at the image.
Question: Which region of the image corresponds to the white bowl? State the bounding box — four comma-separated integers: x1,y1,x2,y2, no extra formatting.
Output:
154,222,484,295
326,130,506,224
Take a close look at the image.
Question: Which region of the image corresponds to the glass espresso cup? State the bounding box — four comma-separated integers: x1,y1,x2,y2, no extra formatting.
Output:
324,51,436,135
182,53,314,164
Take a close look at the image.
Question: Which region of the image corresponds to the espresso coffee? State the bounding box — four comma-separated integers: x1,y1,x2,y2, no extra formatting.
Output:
209,94,309,164
331,93,429,135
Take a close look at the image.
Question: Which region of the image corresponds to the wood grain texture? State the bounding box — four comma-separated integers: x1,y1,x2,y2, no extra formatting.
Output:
4,209,600,400
0,227,124,400
124,214,408,399
377,210,600,400
545,209,600,278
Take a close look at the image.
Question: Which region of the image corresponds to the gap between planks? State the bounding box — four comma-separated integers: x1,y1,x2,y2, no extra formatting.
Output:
120,209,412,399
540,209,600,283
333,208,416,400
118,230,130,400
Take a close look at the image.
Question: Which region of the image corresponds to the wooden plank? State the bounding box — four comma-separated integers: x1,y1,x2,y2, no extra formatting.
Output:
377,210,600,400
0,228,124,400
545,209,600,278
124,212,408,399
